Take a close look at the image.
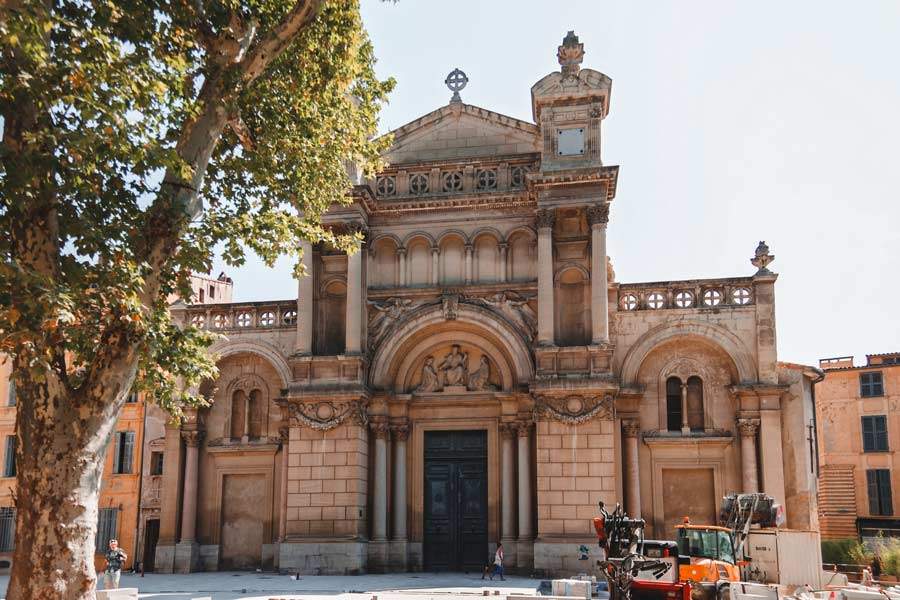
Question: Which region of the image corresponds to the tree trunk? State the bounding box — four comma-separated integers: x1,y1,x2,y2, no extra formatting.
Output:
7,360,135,600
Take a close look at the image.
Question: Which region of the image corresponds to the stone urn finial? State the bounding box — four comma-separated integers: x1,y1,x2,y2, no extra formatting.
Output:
751,240,775,275
558,30,584,77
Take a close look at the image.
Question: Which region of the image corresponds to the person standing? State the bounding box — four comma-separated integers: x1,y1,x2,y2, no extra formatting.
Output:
103,539,128,590
490,543,505,581
871,555,882,581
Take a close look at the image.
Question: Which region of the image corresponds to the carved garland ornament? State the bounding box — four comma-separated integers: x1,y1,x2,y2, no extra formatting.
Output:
285,399,368,431
533,394,615,424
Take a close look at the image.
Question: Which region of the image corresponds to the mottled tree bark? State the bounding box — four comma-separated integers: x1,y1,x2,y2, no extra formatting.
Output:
3,2,323,597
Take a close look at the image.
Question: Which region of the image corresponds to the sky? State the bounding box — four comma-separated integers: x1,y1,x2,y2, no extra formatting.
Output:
213,0,900,368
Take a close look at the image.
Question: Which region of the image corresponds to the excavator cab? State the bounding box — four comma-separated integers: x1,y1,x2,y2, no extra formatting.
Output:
675,522,740,584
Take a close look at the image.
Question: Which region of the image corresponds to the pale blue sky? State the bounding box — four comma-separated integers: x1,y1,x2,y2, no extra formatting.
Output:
214,0,900,367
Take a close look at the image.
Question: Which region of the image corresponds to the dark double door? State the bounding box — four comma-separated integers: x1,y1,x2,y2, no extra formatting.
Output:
423,430,488,572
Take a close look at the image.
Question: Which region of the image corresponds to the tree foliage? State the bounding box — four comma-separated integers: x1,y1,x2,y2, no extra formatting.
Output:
1,0,393,415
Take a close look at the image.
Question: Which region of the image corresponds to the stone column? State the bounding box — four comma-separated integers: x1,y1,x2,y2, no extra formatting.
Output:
500,423,517,543
398,247,407,287
588,204,610,344
759,396,787,509
296,239,314,354
536,209,555,345
392,423,409,541
465,243,474,284
345,243,364,354
680,383,690,434
179,430,203,543
499,243,509,283
517,421,533,541
737,418,760,493
278,425,290,541
622,419,642,517
371,419,390,542
431,247,440,285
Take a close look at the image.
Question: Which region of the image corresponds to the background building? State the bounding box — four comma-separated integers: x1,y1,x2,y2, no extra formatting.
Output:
154,32,822,576
817,353,900,541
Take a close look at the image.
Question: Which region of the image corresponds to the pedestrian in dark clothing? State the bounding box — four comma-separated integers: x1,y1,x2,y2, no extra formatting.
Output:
872,555,882,581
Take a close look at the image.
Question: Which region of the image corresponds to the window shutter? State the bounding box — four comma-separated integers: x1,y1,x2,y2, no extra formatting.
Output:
112,433,122,474
862,417,874,451
878,470,893,516
4,437,15,478
122,431,135,474
868,470,880,515
875,416,889,451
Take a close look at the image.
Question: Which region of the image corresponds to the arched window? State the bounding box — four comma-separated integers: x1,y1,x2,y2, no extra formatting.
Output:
556,268,590,346
666,377,683,432
230,390,246,439
508,232,536,281
686,376,704,431
440,236,465,284
474,235,499,283
248,389,264,439
317,280,346,355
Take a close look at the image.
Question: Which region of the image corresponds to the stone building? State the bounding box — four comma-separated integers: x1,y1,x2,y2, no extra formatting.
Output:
817,353,900,541
155,32,821,575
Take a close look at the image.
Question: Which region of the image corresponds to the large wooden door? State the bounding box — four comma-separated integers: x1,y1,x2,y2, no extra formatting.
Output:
423,430,488,572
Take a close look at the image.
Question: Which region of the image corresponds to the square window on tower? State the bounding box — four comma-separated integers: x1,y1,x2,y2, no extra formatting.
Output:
557,128,585,156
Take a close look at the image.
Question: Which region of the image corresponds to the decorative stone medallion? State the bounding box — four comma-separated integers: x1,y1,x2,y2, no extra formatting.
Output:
286,399,368,431
534,394,615,424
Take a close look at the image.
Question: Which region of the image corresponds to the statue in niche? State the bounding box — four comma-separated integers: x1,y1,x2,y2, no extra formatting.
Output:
478,291,538,341
368,297,412,342
414,356,442,393
467,355,497,391
439,344,469,387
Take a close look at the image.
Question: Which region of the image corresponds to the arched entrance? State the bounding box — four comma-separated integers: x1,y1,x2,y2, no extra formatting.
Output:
368,301,533,571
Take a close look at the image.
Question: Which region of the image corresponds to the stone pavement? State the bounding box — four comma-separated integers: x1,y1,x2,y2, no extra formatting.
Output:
0,572,541,600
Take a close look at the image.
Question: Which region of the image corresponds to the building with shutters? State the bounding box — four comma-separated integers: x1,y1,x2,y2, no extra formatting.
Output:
149,31,823,576
817,353,900,541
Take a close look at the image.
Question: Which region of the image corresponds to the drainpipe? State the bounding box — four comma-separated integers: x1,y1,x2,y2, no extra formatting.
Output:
134,397,147,574
804,367,825,478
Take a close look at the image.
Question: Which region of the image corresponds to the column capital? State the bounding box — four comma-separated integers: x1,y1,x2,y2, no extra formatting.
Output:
181,430,204,447
535,208,556,230
431,245,440,254
396,246,407,256
737,417,760,437
587,203,610,226
391,422,410,441
516,420,534,437
499,422,518,439
621,418,641,438
278,426,290,443
370,417,391,440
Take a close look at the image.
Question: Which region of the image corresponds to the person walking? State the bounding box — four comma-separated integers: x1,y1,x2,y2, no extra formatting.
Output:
871,555,882,581
103,539,128,590
490,543,505,581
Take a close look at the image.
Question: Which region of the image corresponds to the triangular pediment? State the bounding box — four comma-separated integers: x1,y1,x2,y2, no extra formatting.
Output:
382,103,540,165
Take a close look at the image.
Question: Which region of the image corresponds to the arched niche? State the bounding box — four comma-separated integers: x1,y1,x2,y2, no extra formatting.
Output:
407,236,432,286
508,229,536,281
473,233,500,283
370,303,533,393
370,236,399,288
203,352,283,442
555,265,591,346
399,336,507,393
439,233,466,284
317,278,346,355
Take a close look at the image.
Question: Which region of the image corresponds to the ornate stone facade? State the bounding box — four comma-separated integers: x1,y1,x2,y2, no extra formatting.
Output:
156,32,821,576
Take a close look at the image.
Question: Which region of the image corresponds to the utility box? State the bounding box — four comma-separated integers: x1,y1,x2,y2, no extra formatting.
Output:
743,529,822,588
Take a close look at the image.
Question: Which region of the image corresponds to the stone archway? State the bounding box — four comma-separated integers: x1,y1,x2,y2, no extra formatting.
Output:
619,320,757,386
369,302,533,392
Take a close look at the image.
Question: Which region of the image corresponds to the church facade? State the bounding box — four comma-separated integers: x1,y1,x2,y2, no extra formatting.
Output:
154,32,821,576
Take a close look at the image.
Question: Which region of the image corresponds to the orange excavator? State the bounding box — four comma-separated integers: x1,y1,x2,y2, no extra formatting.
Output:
675,493,784,600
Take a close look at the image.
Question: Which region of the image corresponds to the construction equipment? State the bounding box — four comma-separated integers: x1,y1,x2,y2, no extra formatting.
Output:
675,493,783,600
593,502,692,600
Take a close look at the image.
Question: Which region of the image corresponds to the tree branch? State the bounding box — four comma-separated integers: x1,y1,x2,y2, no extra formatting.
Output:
239,0,322,84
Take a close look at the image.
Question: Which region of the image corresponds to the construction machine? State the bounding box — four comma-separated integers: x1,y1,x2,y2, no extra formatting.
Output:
593,502,693,600
675,493,783,600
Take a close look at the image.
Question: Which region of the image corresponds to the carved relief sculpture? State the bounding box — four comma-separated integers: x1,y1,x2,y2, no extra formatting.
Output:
368,297,413,344
439,344,468,387
467,355,497,391
533,394,615,424
285,399,368,431
475,291,538,342
414,356,442,393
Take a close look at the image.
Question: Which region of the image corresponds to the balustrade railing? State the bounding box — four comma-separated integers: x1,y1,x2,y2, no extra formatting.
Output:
177,300,297,331
617,277,756,312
